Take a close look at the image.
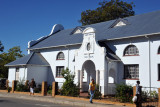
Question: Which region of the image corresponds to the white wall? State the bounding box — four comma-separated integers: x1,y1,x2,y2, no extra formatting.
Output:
106,35,160,89
8,67,16,87
39,45,80,88
19,67,27,82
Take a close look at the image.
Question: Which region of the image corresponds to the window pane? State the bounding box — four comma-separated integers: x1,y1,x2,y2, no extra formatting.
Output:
56,66,64,77
124,65,139,79
57,52,65,60
124,45,139,56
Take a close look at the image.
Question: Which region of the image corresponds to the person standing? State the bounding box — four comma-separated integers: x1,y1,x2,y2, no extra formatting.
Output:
136,80,141,107
30,78,36,96
89,79,96,103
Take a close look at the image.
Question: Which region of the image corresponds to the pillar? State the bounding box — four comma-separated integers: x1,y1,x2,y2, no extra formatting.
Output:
96,70,99,85
52,82,55,97
41,81,47,96
133,86,136,96
158,88,160,107
6,80,9,89
11,80,17,93
80,70,83,92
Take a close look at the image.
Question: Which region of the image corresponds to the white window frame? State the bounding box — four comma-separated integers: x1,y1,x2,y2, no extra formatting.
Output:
124,45,139,56
124,64,139,79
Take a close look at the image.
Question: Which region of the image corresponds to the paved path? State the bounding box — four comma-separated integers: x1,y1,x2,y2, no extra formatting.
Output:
0,92,127,107
0,97,71,107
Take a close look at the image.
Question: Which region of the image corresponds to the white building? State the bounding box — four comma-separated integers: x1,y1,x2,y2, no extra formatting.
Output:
6,11,160,96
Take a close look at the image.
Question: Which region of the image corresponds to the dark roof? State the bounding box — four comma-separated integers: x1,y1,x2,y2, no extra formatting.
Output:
5,52,49,66
29,10,160,50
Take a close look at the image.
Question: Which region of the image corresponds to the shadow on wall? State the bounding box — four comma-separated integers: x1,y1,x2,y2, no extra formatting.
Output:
47,67,55,85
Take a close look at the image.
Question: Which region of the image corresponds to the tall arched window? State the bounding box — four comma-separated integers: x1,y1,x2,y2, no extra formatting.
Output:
158,46,160,54
124,45,139,56
56,52,65,60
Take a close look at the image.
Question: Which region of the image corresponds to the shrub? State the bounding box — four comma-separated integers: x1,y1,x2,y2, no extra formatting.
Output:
7,87,12,92
16,80,29,92
34,84,41,93
60,68,80,97
47,85,52,95
115,83,133,102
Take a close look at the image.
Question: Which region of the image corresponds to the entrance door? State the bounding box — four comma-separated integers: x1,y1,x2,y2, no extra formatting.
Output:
81,60,96,92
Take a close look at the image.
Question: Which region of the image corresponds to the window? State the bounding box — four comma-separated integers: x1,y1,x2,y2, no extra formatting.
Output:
158,46,160,54
158,64,160,80
124,45,139,56
56,66,64,77
57,52,65,60
124,65,139,79
87,43,91,51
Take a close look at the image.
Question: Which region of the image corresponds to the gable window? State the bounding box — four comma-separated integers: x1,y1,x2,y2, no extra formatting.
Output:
57,52,65,60
158,46,160,54
124,64,139,79
56,66,64,77
124,45,139,56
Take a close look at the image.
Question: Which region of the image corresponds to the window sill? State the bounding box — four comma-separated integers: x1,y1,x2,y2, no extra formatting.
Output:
123,78,139,80
56,77,64,78
123,55,139,57
56,59,65,60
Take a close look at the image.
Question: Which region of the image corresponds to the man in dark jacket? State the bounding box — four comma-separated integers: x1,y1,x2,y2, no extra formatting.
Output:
30,78,36,95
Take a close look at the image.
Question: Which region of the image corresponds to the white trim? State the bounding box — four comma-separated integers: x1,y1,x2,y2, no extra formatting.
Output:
104,32,160,41
5,64,50,67
28,43,81,51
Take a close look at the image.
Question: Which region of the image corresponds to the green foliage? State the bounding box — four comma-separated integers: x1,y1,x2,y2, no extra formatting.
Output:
115,83,133,102
16,79,29,92
0,41,4,52
60,68,80,97
79,0,135,25
94,84,102,99
7,87,12,92
34,84,41,93
0,46,24,78
47,85,52,94
142,90,158,101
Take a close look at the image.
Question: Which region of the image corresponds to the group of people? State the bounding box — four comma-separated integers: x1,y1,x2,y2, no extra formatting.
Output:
88,79,141,107
28,78,141,106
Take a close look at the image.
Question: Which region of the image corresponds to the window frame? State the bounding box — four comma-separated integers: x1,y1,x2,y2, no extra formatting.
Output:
56,66,64,78
124,64,139,80
158,64,160,81
123,45,139,56
158,46,160,54
56,52,65,60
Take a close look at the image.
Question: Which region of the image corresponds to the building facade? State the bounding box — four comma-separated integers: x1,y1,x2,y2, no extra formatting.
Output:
6,11,160,95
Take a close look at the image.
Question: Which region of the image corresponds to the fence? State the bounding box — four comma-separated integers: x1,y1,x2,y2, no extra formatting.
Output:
141,87,158,107
133,86,159,107
0,79,58,97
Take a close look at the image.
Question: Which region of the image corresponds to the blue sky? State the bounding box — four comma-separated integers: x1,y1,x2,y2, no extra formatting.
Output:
0,0,160,55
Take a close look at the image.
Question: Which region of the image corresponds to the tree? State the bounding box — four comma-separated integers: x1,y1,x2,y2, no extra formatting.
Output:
60,68,79,96
0,41,4,52
0,46,24,78
79,0,135,25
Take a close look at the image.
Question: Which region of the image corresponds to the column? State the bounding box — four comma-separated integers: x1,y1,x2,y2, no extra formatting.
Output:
96,70,99,85
158,88,160,107
80,70,83,92
52,82,55,97
41,81,47,96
